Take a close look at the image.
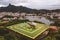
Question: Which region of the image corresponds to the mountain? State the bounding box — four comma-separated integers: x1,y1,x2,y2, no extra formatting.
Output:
0,4,60,13
0,4,38,13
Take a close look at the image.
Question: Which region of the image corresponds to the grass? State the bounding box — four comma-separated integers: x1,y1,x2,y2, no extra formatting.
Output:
0,36,5,40
7,22,49,39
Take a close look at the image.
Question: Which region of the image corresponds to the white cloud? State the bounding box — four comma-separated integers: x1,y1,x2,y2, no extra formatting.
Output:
0,0,60,9
0,5,6,7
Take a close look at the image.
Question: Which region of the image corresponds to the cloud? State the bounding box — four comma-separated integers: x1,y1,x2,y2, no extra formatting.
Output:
0,0,60,9
0,0,9,6
0,5,6,7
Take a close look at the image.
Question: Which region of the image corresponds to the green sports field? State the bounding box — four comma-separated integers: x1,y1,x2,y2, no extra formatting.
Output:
7,22,49,39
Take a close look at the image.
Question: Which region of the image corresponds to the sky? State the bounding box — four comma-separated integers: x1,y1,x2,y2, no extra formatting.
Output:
0,0,60,9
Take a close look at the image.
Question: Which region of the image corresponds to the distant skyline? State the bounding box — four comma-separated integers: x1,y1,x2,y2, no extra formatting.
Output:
0,0,60,9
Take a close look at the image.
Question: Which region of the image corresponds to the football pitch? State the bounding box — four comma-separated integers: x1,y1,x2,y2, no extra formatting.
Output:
7,22,49,39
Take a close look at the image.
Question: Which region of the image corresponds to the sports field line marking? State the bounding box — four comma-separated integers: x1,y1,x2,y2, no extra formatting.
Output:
8,25,48,39
11,24,45,33
7,23,49,39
